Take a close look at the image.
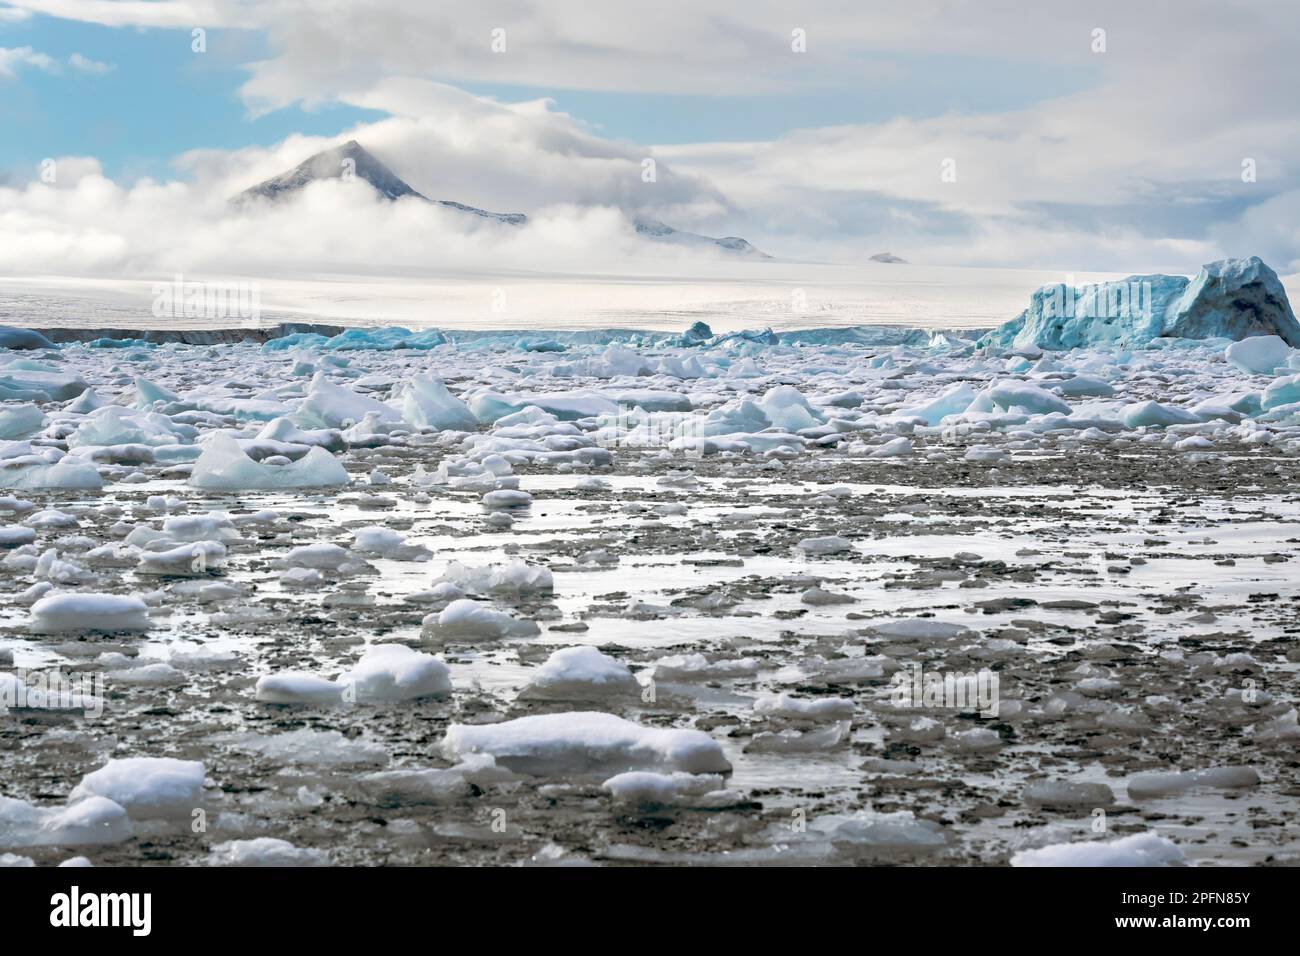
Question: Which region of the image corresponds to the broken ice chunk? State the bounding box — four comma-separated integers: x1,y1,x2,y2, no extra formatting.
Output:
255,671,345,705
207,838,331,867
0,795,133,848
422,599,540,639
441,711,731,776
1126,766,1260,799
1023,780,1115,809
338,644,452,702
69,757,205,820
519,646,640,701
29,592,150,633
1011,831,1184,867
188,433,348,490
137,540,226,576
796,535,853,555
745,720,850,753
434,559,553,597
753,692,853,722
651,653,760,682
601,771,736,808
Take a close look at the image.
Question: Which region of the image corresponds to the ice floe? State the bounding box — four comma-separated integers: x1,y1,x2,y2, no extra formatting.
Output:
441,712,731,775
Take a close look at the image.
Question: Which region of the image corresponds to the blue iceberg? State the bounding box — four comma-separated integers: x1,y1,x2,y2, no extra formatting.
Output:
980,257,1300,351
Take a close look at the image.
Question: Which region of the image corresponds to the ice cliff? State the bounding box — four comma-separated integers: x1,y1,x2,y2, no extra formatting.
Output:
981,257,1300,351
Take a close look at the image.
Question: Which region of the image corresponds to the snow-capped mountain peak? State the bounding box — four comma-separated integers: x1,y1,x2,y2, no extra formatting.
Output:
233,141,527,225
234,142,766,254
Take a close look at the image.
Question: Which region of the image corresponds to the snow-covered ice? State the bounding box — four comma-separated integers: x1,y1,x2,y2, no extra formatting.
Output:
2,285,1300,867
441,712,732,775
68,757,205,819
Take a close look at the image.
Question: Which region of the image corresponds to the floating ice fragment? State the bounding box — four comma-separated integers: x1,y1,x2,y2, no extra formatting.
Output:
434,559,553,596
0,456,103,490
1011,831,1185,867
520,646,639,701
400,373,477,431
441,711,731,776
745,720,850,753
351,526,430,560
481,489,533,510
865,618,970,642
255,671,344,705
295,372,400,429
968,380,1071,416
1023,780,1115,809
800,810,949,851
188,433,348,490
29,592,150,633
796,535,853,555
651,653,760,682
217,728,388,766
69,757,205,820
1118,401,1200,428
282,542,360,572
753,692,854,722
422,599,540,639
0,404,43,440
1225,335,1292,374
338,644,452,702
800,585,854,605
601,771,733,808
137,540,226,576
0,795,133,848
1127,766,1260,799
208,838,331,867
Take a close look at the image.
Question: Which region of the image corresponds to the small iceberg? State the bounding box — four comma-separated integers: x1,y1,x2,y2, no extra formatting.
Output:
188,433,349,490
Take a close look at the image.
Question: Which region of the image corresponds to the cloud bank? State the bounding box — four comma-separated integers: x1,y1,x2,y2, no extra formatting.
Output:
1,0,1297,275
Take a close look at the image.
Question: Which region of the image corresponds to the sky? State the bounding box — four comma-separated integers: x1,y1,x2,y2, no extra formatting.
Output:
0,0,1297,279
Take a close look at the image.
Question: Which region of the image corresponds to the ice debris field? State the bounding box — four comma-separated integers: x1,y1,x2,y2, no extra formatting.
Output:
1,256,1299,867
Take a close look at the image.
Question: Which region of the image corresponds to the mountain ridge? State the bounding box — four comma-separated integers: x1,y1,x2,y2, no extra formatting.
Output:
234,141,767,256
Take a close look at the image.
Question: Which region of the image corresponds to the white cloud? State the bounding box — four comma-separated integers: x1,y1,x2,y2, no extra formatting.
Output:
4,0,1298,273
68,51,113,73
0,161,743,281
0,45,58,77
179,81,730,226
0,45,115,78
2,0,221,29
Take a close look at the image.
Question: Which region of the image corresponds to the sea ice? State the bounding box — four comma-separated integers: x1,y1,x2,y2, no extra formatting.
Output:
796,535,853,555
208,838,331,867
1011,831,1185,867
400,373,477,431
1126,766,1260,799
601,771,734,808
188,433,349,490
137,540,226,576
295,372,401,429
0,404,43,440
68,757,205,820
29,592,151,633
1225,334,1292,374
519,646,640,700
338,644,452,702
1023,780,1115,809
753,692,854,722
0,795,133,848
255,671,345,705
0,456,103,490
422,599,540,639
441,711,731,775
434,559,553,596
